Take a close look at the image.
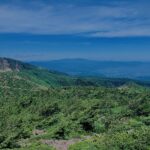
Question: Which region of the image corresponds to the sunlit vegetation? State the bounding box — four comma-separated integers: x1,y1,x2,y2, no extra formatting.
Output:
0,59,149,150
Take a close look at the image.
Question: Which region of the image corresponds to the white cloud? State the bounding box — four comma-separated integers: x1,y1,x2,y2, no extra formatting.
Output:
0,1,150,37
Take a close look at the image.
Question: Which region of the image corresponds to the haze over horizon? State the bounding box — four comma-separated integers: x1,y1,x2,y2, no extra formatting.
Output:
0,0,150,61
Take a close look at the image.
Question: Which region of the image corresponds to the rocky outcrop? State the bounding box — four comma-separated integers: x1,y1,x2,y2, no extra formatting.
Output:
0,58,12,72
0,58,33,72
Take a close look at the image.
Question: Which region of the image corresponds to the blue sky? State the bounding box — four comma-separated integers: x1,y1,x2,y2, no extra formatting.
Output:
0,0,150,61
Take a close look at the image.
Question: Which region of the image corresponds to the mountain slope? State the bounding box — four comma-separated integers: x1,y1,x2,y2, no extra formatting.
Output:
0,57,34,72
0,58,77,87
0,79,149,150
0,58,149,150
0,58,150,88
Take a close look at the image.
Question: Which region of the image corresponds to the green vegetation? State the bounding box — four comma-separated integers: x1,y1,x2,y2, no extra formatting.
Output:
0,58,149,150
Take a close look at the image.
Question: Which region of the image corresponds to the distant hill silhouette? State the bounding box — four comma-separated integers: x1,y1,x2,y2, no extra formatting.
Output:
31,59,150,81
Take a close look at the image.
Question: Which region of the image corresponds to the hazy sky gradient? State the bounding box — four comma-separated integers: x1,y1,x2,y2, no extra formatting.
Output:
0,0,150,61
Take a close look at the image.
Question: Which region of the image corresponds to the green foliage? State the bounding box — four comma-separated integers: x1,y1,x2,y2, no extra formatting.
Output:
93,119,105,133
69,127,150,150
0,60,149,149
14,141,55,150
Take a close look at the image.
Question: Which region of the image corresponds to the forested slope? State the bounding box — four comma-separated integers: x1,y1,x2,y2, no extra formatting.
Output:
0,58,149,150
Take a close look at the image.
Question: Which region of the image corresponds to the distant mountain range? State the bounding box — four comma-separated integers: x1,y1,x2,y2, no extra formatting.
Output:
0,57,150,88
30,59,150,81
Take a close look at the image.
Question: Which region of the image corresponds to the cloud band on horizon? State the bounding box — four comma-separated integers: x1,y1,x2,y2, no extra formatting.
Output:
0,0,150,37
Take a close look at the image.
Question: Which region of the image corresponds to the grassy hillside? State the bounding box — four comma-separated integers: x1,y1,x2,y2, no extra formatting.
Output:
0,86,150,149
0,58,76,87
0,58,149,150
